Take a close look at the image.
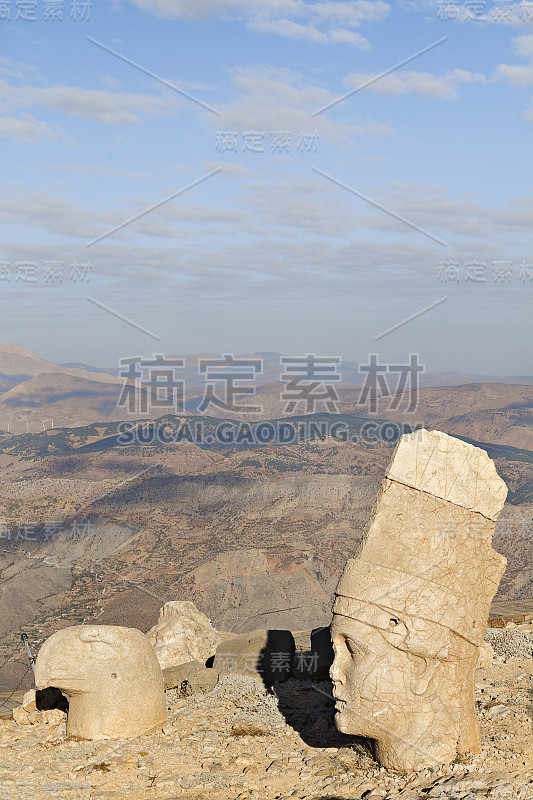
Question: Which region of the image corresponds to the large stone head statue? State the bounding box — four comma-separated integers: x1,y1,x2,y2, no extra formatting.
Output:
331,429,507,773
35,625,166,739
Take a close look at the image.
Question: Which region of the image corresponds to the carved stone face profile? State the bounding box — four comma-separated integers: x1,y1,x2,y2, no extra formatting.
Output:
330,609,477,772
330,430,507,773
331,613,420,739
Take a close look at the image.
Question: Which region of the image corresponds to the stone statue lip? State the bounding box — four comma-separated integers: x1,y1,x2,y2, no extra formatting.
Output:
331,686,348,706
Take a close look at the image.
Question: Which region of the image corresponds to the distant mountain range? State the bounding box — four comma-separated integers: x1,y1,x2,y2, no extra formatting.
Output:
0,343,532,448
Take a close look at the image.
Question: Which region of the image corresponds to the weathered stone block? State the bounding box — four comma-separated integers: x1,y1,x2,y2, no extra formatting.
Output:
211,629,295,683
147,600,225,670
163,660,219,694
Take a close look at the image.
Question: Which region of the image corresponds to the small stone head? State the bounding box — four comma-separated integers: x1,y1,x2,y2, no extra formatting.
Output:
35,625,166,739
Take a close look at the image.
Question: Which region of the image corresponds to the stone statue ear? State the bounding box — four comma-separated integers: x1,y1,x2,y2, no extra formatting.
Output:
387,617,409,641
410,656,439,696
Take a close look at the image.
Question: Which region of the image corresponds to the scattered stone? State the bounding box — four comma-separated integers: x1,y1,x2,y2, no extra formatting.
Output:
231,722,270,737
487,704,511,717
1,659,532,800
485,628,533,661
146,600,229,669
12,688,67,727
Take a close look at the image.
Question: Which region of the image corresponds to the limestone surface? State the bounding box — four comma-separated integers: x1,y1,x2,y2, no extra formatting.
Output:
162,660,219,694
3,659,533,800
34,624,166,740
384,428,508,519
146,600,225,670
331,429,508,773
478,641,495,669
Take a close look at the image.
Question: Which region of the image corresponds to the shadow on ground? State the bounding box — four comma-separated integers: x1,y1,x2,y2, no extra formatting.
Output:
271,676,374,755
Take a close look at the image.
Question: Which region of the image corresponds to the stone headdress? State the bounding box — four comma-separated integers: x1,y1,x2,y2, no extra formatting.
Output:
332,430,507,660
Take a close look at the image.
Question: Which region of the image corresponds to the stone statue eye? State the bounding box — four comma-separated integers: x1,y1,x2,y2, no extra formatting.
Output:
345,637,364,657
345,639,357,655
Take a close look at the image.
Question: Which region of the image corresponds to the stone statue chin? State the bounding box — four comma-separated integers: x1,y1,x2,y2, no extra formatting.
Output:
330,611,478,773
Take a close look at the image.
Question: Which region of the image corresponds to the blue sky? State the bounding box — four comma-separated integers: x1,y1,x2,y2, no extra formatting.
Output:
1,0,532,374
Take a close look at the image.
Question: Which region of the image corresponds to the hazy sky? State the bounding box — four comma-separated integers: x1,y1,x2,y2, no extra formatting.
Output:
1,0,532,374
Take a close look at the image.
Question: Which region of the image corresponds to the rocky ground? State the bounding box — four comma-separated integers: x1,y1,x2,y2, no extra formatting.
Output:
0,651,531,800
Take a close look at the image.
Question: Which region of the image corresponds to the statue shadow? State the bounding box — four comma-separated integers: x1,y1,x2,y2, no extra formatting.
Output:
269,675,374,755
254,632,376,764
36,687,69,713
206,629,376,767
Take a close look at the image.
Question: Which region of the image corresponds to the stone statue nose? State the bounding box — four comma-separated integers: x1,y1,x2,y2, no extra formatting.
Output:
329,661,344,683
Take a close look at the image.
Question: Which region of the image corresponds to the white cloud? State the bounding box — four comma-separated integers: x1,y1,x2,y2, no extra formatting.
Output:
128,0,390,46
344,68,486,99
0,180,249,242
495,62,533,87
495,32,533,119
248,16,372,47
0,190,102,238
513,33,533,57
12,85,178,125
129,0,385,22
0,57,43,81
6,171,526,248
1,180,532,337
0,115,64,143
309,1,389,26
0,62,182,128
213,65,393,143
129,0,235,19
329,28,371,47
247,17,329,44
